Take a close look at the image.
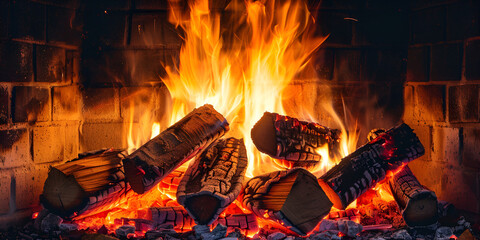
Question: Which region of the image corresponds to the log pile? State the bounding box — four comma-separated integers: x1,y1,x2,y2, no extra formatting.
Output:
177,137,248,225
251,112,341,168
123,104,229,194
40,149,129,218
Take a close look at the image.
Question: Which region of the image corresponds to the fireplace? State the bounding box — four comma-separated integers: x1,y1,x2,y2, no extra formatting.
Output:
0,0,479,239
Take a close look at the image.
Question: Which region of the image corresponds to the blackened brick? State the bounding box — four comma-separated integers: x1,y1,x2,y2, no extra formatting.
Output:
36,45,65,82
334,49,362,81
0,41,34,82
130,12,182,47
120,87,157,122
411,7,446,44
364,49,406,82
439,169,480,214
465,39,480,80
0,129,31,168
449,85,479,123
406,46,429,82
126,49,168,85
82,10,126,46
82,87,119,120
134,0,169,10
66,50,80,83
0,175,10,214
314,49,334,80
315,10,354,45
354,9,408,46
0,86,8,124
81,50,128,87
446,1,480,41
47,5,82,46
431,43,463,81
415,85,445,122
10,0,46,41
463,128,480,169
12,86,50,123
0,1,9,38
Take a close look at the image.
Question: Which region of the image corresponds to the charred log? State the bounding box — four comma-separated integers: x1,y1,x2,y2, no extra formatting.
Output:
177,138,248,225
318,123,425,209
389,166,438,227
241,168,333,235
123,104,229,194
251,112,340,168
40,149,129,218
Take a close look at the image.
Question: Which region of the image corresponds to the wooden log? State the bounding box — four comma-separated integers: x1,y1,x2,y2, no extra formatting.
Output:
241,168,333,235
251,112,340,169
388,166,438,227
144,207,258,234
318,123,425,210
40,149,129,218
123,104,229,194
176,137,248,225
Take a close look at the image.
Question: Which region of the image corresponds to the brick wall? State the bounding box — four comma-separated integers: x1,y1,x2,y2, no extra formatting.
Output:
0,0,174,228
405,0,480,217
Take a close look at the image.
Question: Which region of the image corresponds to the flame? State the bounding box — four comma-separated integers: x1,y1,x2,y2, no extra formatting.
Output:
74,0,372,235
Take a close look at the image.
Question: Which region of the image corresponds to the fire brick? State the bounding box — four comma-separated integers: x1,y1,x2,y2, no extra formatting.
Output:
80,122,126,152
408,160,444,196
120,87,157,122
0,129,30,169
66,50,80,83
33,125,65,164
0,86,8,124
12,86,50,123
36,45,66,82
414,85,445,122
364,50,406,82
123,49,169,85
432,126,461,165
410,7,446,44
406,46,429,82
46,5,82,46
316,10,353,45
465,39,480,80
81,50,129,87
446,1,480,41
440,169,480,214
448,85,479,123
82,88,120,120
430,43,463,81
10,0,46,41
462,128,480,169
408,124,432,162
0,1,9,38
0,41,34,82
65,123,79,161
131,13,180,47
403,85,414,123
334,49,362,81
0,174,10,214
14,166,49,210
314,49,334,80
82,10,126,46
53,86,81,121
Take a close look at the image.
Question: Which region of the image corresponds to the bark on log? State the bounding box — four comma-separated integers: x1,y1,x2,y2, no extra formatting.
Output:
318,123,425,210
123,104,229,194
251,112,340,169
389,166,438,227
241,168,333,235
177,137,248,225
40,149,129,218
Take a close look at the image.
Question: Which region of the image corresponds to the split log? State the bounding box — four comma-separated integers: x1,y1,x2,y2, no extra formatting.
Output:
176,137,248,225
389,166,438,227
139,207,259,233
241,168,333,235
318,123,425,210
251,112,340,169
123,104,229,194
40,149,129,218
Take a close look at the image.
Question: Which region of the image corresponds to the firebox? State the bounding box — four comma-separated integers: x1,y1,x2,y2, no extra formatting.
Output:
0,0,479,239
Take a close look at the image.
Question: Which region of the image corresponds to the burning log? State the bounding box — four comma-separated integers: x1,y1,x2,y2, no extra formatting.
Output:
389,166,438,227
318,123,425,210
241,168,333,235
40,149,128,218
251,112,340,168
368,128,439,227
176,137,248,225
123,104,229,194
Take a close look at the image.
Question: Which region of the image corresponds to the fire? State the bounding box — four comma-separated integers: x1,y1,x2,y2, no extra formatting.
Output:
72,0,401,235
